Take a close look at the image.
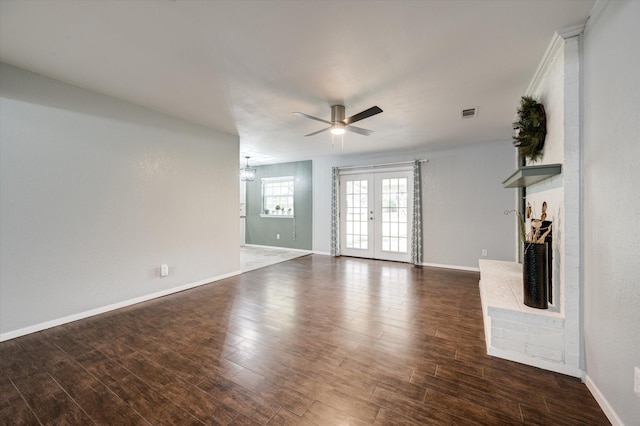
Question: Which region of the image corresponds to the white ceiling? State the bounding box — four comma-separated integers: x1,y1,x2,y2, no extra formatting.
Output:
0,0,595,165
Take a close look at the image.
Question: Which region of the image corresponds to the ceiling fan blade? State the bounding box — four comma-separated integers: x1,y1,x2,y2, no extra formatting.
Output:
345,125,374,136
342,106,383,125
305,127,331,137
293,112,332,125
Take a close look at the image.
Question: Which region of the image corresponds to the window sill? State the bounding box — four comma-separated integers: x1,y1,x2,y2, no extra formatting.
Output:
260,214,294,219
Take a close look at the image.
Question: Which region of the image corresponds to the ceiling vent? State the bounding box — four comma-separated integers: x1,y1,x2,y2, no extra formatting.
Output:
461,107,478,119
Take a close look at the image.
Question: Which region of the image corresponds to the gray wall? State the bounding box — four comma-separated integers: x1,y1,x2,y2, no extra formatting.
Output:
246,160,312,250
583,1,640,423
313,140,516,268
0,63,239,338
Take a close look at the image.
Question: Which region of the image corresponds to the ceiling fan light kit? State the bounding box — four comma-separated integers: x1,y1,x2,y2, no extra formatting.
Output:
331,123,346,135
293,104,383,139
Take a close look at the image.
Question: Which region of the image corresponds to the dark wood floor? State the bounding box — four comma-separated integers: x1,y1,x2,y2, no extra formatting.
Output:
1,255,609,425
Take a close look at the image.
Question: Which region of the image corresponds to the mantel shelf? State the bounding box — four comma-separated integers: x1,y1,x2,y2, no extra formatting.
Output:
502,163,562,188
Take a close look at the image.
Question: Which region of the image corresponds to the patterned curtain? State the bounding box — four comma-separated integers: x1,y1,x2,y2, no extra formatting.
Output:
411,159,423,265
330,166,340,256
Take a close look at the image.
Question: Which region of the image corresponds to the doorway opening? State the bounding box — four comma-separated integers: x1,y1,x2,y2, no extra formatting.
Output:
339,169,413,262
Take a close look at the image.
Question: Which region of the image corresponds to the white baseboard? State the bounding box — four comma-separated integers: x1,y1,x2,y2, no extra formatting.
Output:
312,250,331,256
244,244,312,254
422,262,480,272
584,375,624,426
0,270,241,342
487,346,583,378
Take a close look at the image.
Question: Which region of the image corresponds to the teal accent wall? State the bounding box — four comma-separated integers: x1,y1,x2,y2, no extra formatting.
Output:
245,160,312,250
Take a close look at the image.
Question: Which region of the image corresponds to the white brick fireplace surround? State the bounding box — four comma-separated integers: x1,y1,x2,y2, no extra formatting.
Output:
479,260,578,376
478,27,583,379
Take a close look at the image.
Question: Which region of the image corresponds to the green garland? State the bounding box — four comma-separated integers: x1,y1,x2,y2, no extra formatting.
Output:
513,96,547,161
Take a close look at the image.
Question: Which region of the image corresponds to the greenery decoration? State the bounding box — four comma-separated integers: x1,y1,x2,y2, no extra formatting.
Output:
513,96,547,161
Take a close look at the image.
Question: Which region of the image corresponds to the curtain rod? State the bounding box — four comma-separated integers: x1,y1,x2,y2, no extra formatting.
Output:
337,159,428,171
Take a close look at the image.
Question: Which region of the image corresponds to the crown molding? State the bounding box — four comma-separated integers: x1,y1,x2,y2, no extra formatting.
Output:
557,24,586,40
526,23,586,95
526,33,563,95
585,0,611,31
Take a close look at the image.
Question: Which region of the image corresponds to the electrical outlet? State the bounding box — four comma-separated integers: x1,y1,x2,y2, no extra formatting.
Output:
481,249,488,257
634,367,640,398
276,233,280,240
160,264,169,277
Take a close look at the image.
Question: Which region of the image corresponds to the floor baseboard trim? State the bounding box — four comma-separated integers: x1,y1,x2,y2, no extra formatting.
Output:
422,262,480,272
312,250,331,256
584,374,624,426
0,270,241,342
244,244,312,254
487,346,583,378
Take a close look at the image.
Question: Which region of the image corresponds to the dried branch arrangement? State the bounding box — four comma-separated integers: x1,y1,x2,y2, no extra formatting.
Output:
505,201,552,243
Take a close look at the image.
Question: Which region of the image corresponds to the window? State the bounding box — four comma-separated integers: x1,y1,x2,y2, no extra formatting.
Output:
261,176,294,217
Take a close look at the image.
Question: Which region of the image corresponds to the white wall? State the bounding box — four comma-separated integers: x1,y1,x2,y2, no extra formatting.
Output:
313,140,516,269
0,63,240,339
582,1,640,423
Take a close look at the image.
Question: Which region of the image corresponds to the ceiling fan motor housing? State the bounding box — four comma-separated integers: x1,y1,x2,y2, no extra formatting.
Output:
331,105,346,123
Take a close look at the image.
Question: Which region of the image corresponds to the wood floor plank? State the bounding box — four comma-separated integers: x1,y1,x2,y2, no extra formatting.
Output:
107,374,185,424
313,386,382,423
74,383,149,425
197,374,281,424
47,355,104,399
422,388,521,425
0,402,41,426
75,349,132,388
158,376,239,425
520,402,608,426
10,371,94,424
411,370,522,419
266,408,310,426
0,256,608,425
369,386,475,426
302,400,371,426
373,408,433,426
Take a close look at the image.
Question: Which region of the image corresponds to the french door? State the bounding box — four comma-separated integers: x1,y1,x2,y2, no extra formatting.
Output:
339,170,413,262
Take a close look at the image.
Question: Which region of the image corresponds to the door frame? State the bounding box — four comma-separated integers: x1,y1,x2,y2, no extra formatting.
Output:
338,166,413,262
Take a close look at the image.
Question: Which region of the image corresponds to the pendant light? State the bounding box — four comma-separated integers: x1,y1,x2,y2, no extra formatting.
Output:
240,156,256,182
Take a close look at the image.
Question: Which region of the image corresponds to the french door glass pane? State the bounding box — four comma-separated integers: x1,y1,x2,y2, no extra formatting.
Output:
380,177,409,253
345,180,368,250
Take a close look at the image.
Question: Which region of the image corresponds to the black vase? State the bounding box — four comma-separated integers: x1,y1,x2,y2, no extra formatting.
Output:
523,242,548,309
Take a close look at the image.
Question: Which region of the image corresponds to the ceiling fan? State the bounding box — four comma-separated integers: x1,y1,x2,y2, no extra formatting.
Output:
293,104,383,137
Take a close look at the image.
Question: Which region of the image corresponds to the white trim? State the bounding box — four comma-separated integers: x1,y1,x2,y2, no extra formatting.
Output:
486,346,583,378
422,262,480,272
261,175,294,183
584,375,624,426
0,271,240,342
244,244,312,254
312,250,331,256
339,165,412,175
527,33,564,95
337,159,427,173
526,25,586,96
585,0,611,30
556,23,586,40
